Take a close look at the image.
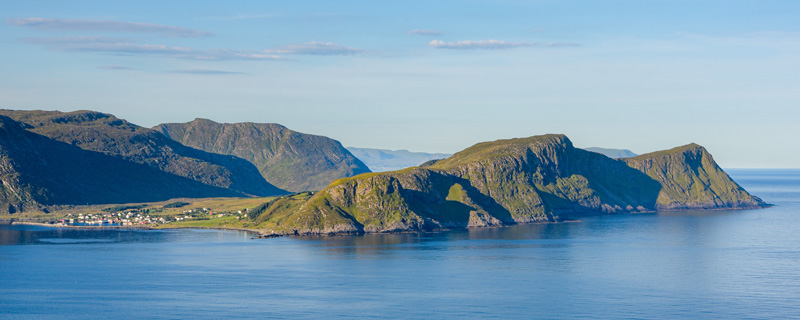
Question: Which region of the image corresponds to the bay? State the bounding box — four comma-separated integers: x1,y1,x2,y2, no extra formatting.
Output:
1,169,799,319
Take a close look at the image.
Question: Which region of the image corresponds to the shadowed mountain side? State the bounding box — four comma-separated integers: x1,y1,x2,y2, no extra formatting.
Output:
242,134,766,235
0,110,284,197
623,144,767,210
155,119,370,192
0,116,245,212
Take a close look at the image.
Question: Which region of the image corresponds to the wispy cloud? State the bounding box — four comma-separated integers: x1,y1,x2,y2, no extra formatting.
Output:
268,42,363,55
429,39,579,49
99,65,135,70
20,37,285,60
19,37,363,61
170,69,247,75
408,29,441,36
209,13,281,20
21,36,195,54
7,17,213,37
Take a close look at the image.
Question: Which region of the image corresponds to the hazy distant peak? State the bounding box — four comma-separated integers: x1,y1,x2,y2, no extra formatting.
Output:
346,147,452,172
583,147,638,159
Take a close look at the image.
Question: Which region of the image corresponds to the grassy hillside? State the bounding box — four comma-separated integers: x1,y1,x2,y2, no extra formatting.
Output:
233,134,767,236
623,144,765,209
0,110,284,198
155,118,370,192
0,110,287,213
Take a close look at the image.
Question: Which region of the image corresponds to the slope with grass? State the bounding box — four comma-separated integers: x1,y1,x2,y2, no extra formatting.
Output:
623,144,765,210
245,134,767,235
155,119,370,192
0,110,286,213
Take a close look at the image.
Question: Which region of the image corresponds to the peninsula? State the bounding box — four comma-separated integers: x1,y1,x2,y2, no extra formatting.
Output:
233,134,767,236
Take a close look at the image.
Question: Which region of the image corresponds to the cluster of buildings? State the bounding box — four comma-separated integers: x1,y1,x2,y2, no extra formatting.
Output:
53,206,255,227
62,211,168,226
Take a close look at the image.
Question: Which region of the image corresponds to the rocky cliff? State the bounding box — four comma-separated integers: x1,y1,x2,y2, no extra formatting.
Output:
623,144,764,210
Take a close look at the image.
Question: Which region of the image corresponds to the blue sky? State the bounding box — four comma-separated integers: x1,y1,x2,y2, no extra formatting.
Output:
1,0,798,168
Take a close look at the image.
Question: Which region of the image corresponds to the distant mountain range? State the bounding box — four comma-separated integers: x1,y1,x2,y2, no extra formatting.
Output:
582,147,638,158
155,119,370,192
247,135,767,235
346,147,451,172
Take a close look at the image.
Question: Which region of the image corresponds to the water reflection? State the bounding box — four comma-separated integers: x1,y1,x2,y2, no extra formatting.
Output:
0,225,252,246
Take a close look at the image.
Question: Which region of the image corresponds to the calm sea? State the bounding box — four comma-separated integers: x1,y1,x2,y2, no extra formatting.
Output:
2,169,799,319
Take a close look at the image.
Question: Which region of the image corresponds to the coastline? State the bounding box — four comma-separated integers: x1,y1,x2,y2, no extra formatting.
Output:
4,204,769,238
7,221,271,238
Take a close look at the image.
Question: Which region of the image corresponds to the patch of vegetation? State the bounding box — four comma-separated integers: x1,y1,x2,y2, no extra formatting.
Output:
162,201,190,208
102,204,146,212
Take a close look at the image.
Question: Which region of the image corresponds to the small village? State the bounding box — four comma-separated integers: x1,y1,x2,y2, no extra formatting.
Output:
56,207,251,227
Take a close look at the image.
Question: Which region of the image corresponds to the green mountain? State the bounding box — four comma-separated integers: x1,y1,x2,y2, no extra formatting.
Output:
245,134,766,235
0,110,285,212
622,144,763,209
0,115,257,212
346,147,452,172
583,147,637,158
154,118,370,192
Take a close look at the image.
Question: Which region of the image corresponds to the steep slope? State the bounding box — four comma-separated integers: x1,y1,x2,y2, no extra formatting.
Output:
623,144,765,209
0,110,285,199
346,147,452,172
0,115,245,213
154,118,370,192
245,134,766,236
583,147,637,158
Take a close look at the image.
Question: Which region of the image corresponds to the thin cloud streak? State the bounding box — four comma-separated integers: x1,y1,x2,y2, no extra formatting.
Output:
209,13,281,20
408,29,441,36
7,17,213,37
99,65,135,70
20,37,285,60
268,42,363,55
170,69,247,75
429,39,579,49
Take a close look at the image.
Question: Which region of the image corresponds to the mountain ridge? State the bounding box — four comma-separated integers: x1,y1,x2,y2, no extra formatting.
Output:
0,114,252,212
243,134,767,236
154,118,370,192
0,110,287,212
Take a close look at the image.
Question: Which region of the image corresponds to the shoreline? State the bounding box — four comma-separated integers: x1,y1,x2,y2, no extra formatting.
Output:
4,204,770,238
7,221,271,237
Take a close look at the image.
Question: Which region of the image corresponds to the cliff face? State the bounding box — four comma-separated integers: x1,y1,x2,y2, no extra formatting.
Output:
155,119,370,192
623,144,765,210
250,134,767,235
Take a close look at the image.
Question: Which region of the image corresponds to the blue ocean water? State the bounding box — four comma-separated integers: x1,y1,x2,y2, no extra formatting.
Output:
1,169,799,319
